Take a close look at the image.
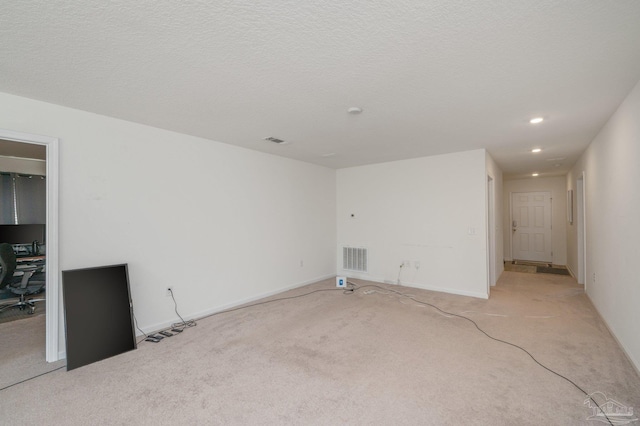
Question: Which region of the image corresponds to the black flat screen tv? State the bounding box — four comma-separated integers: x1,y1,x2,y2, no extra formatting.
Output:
0,224,46,244
62,264,136,371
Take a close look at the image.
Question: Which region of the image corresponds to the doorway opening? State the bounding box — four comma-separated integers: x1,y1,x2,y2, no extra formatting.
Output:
0,129,59,362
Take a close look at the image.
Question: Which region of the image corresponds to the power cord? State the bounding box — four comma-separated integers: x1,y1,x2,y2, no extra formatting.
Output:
133,288,196,345
168,288,196,330
132,311,148,343
163,278,611,425
397,263,404,285
1,283,357,391
195,283,355,323
1,280,612,424
0,365,66,392
353,282,613,426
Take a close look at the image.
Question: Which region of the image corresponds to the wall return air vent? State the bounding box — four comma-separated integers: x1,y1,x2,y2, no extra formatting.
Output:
343,247,368,272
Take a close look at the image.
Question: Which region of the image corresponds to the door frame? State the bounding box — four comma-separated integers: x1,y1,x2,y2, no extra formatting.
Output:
486,174,496,290
0,128,60,362
577,172,587,287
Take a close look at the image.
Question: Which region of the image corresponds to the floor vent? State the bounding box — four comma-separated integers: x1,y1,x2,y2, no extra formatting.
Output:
343,247,368,272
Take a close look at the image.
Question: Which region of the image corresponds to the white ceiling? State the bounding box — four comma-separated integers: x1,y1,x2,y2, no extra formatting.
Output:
2,1,640,178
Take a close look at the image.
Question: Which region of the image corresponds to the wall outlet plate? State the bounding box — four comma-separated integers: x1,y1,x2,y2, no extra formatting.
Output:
336,276,346,288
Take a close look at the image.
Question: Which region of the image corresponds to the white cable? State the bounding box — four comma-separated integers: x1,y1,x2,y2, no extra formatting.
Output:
524,315,557,319
397,264,403,285
459,310,508,318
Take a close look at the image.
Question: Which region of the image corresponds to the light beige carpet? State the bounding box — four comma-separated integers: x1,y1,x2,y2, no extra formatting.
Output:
0,315,65,390
503,263,537,273
0,296,46,325
1,272,639,425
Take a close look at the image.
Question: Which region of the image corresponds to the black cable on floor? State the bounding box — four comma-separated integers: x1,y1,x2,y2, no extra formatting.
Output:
132,311,148,340
2,285,355,391
134,289,196,344
352,282,613,426
0,365,66,392
2,280,611,424
196,284,355,323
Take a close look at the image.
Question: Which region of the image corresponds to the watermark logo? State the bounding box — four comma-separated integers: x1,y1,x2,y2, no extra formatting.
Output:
584,391,638,425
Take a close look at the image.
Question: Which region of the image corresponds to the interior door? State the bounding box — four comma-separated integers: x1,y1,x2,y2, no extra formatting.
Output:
511,191,552,262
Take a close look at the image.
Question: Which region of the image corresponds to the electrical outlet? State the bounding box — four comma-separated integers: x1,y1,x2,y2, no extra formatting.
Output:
592,273,596,283
166,287,173,297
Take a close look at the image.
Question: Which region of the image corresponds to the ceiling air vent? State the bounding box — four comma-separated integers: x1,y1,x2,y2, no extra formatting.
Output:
264,136,286,144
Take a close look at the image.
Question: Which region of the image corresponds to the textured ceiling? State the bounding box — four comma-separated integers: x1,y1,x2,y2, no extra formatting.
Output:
2,1,640,178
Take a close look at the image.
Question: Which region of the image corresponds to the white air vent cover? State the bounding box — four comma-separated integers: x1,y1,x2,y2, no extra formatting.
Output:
343,247,368,272
264,136,286,144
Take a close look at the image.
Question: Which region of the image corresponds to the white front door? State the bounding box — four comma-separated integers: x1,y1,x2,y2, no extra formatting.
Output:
511,191,552,262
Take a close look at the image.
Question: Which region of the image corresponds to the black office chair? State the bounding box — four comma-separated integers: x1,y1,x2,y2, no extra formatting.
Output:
0,242,46,315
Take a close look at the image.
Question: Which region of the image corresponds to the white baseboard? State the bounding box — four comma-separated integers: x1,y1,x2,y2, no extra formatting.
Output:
336,271,383,285
584,293,640,378
400,280,489,299
139,273,336,336
341,274,489,300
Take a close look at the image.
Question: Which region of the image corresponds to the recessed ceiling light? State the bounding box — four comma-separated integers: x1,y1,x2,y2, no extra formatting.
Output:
532,173,539,177
347,107,363,114
531,148,542,153
530,117,544,124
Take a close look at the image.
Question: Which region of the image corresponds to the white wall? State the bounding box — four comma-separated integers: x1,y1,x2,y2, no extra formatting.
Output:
337,149,490,299
503,176,567,265
566,79,640,371
486,152,504,285
0,92,337,357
